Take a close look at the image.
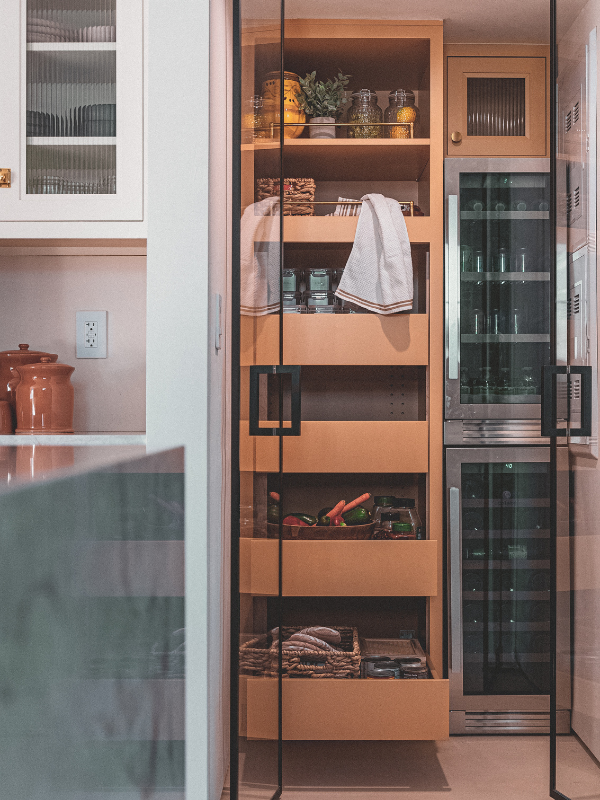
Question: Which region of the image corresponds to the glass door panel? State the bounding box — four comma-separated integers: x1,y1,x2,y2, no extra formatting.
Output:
445,160,551,420
235,1,283,798
26,0,116,195
447,447,552,733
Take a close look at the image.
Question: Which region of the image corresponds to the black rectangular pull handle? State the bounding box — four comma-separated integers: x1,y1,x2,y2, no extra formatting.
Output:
249,365,301,436
541,365,568,437
569,366,592,437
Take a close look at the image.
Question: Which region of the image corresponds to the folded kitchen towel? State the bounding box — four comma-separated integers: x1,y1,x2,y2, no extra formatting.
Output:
240,196,281,316
335,193,413,314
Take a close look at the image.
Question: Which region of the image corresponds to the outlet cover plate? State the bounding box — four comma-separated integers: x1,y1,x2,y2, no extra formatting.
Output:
76,310,107,358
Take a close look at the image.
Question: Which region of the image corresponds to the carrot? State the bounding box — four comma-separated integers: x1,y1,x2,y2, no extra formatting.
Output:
343,493,371,513
328,500,346,519
269,491,280,503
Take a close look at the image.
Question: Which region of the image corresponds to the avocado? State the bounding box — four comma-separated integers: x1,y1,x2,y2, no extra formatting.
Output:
342,506,371,525
317,515,331,527
317,506,333,519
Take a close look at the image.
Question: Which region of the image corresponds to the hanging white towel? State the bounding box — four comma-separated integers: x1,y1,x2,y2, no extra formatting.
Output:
335,193,413,314
240,196,281,316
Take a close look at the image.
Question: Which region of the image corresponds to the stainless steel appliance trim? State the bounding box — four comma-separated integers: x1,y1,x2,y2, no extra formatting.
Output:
445,419,551,445
449,486,462,674
448,194,460,380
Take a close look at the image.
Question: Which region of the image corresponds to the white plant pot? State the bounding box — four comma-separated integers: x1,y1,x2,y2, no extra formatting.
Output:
309,117,336,139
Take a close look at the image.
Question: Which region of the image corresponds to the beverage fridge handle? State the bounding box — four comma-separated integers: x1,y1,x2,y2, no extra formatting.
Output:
569,366,593,437
447,195,460,380
449,486,463,674
541,365,567,437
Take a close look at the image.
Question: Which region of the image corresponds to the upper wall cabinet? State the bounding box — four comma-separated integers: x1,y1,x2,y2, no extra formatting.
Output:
0,0,144,227
447,57,547,157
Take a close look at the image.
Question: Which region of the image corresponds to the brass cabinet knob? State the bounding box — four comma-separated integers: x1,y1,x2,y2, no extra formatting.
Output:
451,131,462,144
0,169,11,187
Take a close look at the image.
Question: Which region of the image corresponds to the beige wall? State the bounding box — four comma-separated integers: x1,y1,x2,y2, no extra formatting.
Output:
0,252,146,433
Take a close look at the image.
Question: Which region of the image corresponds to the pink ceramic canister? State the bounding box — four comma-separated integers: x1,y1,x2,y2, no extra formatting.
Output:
0,401,12,434
14,357,75,435
0,344,59,403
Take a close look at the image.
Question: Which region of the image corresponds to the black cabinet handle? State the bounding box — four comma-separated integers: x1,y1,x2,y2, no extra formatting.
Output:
568,366,592,437
249,365,301,436
541,365,567,437
541,365,592,437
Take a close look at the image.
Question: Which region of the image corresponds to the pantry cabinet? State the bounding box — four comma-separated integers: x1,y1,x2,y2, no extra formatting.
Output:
234,17,447,783
0,0,145,237
446,56,548,157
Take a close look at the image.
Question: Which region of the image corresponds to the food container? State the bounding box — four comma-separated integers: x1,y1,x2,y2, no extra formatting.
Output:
261,71,306,139
307,268,331,291
347,89,383,138
304,290,336,309
384,89,419,138
359,636,427,666
267,521,375,540
283,291,303,307
243,95,268,142
14,357,75,435
0,344,58,403
282,268,303,292
391,497,422,535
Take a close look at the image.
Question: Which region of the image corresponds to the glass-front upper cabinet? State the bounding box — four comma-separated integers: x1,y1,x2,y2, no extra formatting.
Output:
445,159,551,420
0,0,143,222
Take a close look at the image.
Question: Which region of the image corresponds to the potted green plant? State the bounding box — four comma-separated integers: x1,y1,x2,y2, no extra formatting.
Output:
296,71,351,139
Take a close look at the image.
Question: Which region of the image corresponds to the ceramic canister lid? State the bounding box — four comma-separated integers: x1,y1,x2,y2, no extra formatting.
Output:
0,343,56,357
16,356,74,375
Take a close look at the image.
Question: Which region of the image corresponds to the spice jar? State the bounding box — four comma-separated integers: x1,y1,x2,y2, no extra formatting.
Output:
282,268,303,292
384,90,419,138
261,71,306,139
14,357,75,435
243,95,268,142
347,90,383,138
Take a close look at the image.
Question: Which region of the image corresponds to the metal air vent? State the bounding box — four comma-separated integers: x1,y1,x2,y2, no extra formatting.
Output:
565,109,572,132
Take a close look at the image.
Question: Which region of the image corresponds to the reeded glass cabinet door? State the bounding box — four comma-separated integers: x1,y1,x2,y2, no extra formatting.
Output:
0,0,143,221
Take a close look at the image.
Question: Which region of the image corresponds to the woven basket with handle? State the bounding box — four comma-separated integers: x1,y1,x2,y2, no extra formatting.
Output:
255,178,315,215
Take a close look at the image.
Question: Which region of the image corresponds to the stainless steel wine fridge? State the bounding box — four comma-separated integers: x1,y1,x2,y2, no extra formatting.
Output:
445,158,569,734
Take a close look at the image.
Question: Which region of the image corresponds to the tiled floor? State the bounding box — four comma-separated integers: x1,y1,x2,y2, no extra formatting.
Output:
225,736,600,800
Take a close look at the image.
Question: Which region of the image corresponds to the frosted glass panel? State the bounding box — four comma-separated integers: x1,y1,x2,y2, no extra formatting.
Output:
467,78,526,137
26,1,117,194
0,447,185,798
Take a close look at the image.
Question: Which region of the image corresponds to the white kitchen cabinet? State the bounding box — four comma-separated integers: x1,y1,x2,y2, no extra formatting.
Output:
0,0,145,236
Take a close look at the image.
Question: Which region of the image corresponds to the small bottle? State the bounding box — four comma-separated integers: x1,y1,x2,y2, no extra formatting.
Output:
509,307,523,335
512,198,528,211
488,308,501,335
471,308,485,335
494,200,508,212
515,246,529,272
495,247,510,272
473,250,485,272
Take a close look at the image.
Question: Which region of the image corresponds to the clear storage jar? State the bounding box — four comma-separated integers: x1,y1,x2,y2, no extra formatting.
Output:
283,268,303,292
384,89,419,139
391,498,422,537
347,90,383,138
372,496,397,526
307,268,331,291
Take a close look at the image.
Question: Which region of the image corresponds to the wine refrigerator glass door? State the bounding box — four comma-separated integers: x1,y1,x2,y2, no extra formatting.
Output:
447,447,554,734
445,158,551,421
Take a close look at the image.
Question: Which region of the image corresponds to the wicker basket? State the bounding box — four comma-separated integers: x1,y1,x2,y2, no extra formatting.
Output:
255,178,315,215
240,626,361,678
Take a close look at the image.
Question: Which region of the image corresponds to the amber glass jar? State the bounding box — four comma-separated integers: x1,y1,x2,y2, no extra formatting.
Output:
384,89,419,138
261,71,306,139
347,90,383,138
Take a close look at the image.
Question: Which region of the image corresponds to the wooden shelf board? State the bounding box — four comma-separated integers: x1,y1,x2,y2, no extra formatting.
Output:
261,141,430,181
240,420,429,473
241,313,429,366
246,215,434,242
245,675,449,740
240,538,438,597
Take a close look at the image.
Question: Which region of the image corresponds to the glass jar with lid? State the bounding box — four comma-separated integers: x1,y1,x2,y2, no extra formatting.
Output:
372,496,397,526
373,511,400,539
283,267,303,292
390,522,416,540
303,290,336,310
243,95,268,142
347,90,383,138
384,89,419,139
391,498,422,537
307,268,331,291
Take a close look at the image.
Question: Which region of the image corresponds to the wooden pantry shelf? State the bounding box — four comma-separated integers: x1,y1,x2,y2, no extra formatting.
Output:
244,667,449,740
240,313,429,366
254,140,430,182
240,538,438,597
239,420,429,473
280,214,434,243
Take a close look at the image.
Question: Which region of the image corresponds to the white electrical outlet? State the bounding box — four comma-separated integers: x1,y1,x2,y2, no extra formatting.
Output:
76,311,107,358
